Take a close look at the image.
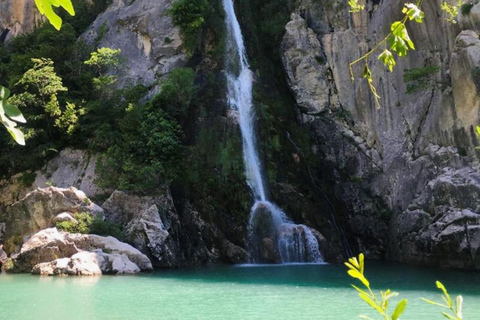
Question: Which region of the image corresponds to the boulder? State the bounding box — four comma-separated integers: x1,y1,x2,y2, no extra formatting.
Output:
32,251,141,276
2,187,104,254
4,228,153,274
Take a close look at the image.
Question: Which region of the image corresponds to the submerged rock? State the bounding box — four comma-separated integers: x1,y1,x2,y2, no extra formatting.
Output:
4,228,152,275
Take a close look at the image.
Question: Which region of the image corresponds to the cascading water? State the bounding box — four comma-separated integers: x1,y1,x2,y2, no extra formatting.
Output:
222,0,324,264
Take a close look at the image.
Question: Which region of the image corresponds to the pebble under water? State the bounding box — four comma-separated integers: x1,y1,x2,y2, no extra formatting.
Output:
1,262,480,319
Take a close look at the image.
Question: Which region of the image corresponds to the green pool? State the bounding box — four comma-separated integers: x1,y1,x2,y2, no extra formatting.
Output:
1,262,479,319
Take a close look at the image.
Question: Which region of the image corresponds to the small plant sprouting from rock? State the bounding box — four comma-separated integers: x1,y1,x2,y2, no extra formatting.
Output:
441,0,462,23
403,65,440,94
461,2,475,15
347,254,466,320
56,212,124,240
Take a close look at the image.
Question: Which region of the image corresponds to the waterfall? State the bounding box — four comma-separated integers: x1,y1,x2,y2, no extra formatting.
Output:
222,0,324,264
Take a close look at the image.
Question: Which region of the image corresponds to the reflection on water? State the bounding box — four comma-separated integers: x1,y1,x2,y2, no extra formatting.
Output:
1,262,479,320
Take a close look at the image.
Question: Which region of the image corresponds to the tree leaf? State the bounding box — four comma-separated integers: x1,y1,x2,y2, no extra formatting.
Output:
392,299,408,320
456,295,463,319
4,103,26,123
441,312,458,320
378,49,396,72
359,292,383,314
421,298,448,307
33,0,75,30
402,3,425,23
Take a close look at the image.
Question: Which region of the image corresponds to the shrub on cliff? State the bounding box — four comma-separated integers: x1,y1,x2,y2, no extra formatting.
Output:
57,212,125,240
168,0,208,53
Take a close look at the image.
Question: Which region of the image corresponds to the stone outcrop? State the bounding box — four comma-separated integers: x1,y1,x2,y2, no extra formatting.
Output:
2,187,104,254
0,149,105,208
0,0,43,42
81,0,187,87
281,0,480,267
5,228,152,275
102,190,249,267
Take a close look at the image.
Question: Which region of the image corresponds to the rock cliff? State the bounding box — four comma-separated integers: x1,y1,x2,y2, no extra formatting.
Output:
281,0,480,267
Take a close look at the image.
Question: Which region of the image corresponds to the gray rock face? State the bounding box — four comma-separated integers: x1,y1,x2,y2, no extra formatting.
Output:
103,190,249,267
5,228,152,274
82,0,187,87
2,187,104,254
0,149,105,208
281,0,480,267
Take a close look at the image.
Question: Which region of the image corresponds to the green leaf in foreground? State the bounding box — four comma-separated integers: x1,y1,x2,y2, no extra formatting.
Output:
0,85,26,145
33,0,75,30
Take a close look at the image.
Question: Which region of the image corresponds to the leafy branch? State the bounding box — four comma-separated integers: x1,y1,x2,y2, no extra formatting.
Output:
422,281,464,320
348,1,425,108
345,253,408,320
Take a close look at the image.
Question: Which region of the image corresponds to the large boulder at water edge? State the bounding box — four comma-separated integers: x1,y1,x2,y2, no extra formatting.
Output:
2,187,104,254
3,228,153,275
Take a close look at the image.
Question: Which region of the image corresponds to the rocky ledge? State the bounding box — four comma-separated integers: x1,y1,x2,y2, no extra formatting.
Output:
4,228,153,275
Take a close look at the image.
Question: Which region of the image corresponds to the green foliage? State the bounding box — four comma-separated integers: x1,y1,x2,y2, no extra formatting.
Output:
56,212,125,240
96,102,184,193
84,47,122,73
153,68,197,120
347,254,466,320
403,65,440,94
18,171,36,187
169,0,208,53
348,0,365,12
441,0,462,23
57,212,93,234
461,2,475,15
348,2,425,108
422,281,464,320
9,58,83,135
346,254,408,320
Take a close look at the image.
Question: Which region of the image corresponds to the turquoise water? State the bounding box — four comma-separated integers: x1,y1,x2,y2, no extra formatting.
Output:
1,262,479,319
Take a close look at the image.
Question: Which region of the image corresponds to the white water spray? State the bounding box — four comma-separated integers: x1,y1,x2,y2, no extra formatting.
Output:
222,0,324,264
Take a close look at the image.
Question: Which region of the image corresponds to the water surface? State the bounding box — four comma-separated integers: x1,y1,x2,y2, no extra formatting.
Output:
1,262,479,319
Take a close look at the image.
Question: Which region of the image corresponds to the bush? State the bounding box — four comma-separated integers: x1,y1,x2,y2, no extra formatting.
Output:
153,68,196,120
168,0,208,53
461,2,475,15
56,212,125,240
403,65,439,94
